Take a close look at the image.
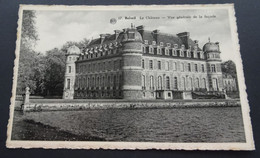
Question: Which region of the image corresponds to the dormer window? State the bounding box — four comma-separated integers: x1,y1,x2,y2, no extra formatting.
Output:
186,50,191,57
166,43,171,47
152,41,156,45
172,49,177,56
174,44,178,48
157,48,162,55
165,48,169,56
128,32,135,39
144,40,148,44
160,42,164,46
149,46,154,54
180,50,184,57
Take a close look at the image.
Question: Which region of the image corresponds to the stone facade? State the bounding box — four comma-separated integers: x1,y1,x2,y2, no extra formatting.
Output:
63,25,225,100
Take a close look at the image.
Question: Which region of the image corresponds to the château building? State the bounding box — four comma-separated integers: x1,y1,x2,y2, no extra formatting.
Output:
63,24,225,100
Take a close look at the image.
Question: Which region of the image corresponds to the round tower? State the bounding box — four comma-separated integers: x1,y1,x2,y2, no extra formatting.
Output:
203,39,224,91
63,45,80,99
121,25,143,99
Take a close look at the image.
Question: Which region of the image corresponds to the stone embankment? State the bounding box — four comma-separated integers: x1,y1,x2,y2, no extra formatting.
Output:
21,99,241,112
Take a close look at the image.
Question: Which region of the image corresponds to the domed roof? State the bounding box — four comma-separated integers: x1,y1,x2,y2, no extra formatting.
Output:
66,45,81,55
203,41,220,52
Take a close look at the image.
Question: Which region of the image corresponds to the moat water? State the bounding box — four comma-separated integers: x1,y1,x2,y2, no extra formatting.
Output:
12,106,246,142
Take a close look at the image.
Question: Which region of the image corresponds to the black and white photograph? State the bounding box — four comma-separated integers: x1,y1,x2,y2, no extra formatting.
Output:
6,4,254,150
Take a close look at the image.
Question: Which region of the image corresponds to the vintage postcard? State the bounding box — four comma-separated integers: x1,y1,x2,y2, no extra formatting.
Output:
6,4,255,150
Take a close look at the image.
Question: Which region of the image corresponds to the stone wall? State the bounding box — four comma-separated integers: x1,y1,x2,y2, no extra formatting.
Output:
22,99,240,112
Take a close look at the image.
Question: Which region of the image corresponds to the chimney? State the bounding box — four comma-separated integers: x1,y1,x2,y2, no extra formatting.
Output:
100,34,106,44
114,30,121,40
177,32,190,49
152,29,160,43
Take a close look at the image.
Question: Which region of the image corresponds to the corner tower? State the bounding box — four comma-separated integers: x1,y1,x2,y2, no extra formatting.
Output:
63,45,80,99
121,25,143,99
203,39,224,91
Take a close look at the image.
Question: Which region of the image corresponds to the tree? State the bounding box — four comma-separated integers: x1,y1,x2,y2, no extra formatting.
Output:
16,10,39,95
221,60,237,78
42,48,66,96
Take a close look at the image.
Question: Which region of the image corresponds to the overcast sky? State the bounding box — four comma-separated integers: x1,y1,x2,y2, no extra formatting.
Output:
33,8,237,62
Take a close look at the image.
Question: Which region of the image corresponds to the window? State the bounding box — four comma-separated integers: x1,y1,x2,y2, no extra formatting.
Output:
150,76,154,89
69,57,71,61
211,64,216,72
158,76,162,90
171,77,177,90
173,50,177,56
182,77,186,90
166,43,171,47
108,61,111,70
195,78,199,88
166,76,170,89
187,51,191,57
68,66,71,73
195,64,198,72
201,52,204,59
165,49,169,55
201,64,205,72
142,59,145,69
144,40,148,44
202,78,206,89
173,62,177,71
128,32,135,39
142,75,145,89
157,48,161,55
181,63,184,72
188,63,191,72
149,47,153,54
114,61,117,70
152,41,156,45
158,61,161,70
97,77,100,87
67,79,70,89
149,60,153,69
114,75,117,87
180,50,184,57
166,61,169,71
107,76,110,87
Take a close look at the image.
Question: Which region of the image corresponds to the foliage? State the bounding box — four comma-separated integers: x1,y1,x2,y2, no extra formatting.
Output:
42,48,66,96
221,60,237,78
16,10,89,96
16,10,39,95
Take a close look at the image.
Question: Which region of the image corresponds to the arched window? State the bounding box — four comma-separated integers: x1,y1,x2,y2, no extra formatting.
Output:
189,77,193,90
150,76,154,89
173,62,177,71
182,77,186,90
119,74,122,87
212,78,218,91
107,76,111,87
114,75,117,87
202,78,206,89
158,76,162,90
174,77,178,89
97,77,100,87
142,75,146,89
92,77,95,87
166,76,170,89
87,77,90,88
166,61,169,71
195,78,199,88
